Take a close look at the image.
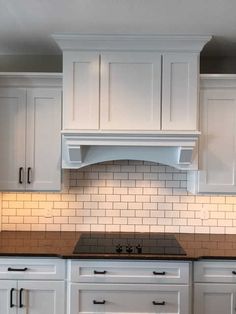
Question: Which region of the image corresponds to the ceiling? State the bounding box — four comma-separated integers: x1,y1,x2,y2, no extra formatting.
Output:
0,0,236,57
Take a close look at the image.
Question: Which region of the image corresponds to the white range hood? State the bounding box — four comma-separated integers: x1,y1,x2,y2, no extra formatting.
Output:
62,131,200,170
53,34,211,170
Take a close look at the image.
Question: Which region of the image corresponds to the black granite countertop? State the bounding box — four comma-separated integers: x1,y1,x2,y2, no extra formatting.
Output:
1,231,236,260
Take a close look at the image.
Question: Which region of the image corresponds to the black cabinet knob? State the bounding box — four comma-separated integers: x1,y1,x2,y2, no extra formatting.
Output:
136,244,142,254
126,245,133,253
116,244,123,253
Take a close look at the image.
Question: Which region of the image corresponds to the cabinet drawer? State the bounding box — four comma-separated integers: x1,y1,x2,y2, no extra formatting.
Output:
68,260,190,284
0,258,65,280
70,283,189,314
194,261,236,283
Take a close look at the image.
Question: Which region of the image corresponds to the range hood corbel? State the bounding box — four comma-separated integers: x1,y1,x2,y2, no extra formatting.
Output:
62,132,200,170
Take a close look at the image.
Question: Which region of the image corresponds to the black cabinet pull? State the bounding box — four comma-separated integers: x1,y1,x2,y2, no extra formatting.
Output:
10,288,15,308
19,167,23,184
19,288,24,308
8,267,28,272
94,270,107,275
153,301,166,306
93,300,106,304
232,271,236,275
27,167,32,184
153,271,166,275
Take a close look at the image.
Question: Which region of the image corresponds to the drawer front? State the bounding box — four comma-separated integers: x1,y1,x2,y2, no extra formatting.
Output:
69,260,190,284
69,283,189,314
0,258,65,280
194,261,236,283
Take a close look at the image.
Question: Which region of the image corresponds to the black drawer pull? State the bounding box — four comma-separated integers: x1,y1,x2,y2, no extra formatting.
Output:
8,267,28,272
153,301,166,306
232,271,236,275
10,288,15,308
153,271,166,275
94,270,107,275
93,300,106,305
19,288,24,308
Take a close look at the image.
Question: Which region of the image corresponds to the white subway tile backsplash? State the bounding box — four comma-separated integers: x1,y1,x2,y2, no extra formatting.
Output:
1,161,236,233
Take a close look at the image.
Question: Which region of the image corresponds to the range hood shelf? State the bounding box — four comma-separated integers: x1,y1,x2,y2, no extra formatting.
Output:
62,132,199,170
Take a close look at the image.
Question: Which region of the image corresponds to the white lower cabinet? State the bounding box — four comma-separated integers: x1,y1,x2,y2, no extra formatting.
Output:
194,260,236,314
194,283,236,314
0,258,65,314
67,260,191,314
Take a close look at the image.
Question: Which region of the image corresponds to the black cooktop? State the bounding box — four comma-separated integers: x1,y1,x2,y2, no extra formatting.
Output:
73,232,186,256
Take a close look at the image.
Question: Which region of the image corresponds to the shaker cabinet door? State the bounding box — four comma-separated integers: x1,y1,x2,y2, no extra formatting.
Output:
17,281,65,314
0,280,17,314
162,53,198,130
63,51,100,130
100,52,162,131
0,88,26,190
26,88,62,191
194,283,236,314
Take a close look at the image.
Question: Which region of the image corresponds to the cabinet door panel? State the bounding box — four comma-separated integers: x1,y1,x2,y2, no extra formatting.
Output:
100,52,161,131
194,283,236,314
162,53,198,130
18,281,65,314
63,51,100,130
0,280,17,314
198,89,236,193
26,88,61,191
0,88,26,190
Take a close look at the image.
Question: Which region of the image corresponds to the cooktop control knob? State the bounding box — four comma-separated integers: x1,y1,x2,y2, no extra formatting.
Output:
136,244,142,254
116,244,123,253
126,245,133,253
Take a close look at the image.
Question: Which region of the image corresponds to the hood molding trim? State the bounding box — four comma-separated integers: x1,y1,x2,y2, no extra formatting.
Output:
62,132,199,170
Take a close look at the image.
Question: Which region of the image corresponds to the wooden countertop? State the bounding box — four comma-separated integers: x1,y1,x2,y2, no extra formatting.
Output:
0,231,236,260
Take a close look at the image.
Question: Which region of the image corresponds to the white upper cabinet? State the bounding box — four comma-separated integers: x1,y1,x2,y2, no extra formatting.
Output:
0,73,62,191
188,75,236,194
199,87,236,193
54,35,210,133
162,53,198,130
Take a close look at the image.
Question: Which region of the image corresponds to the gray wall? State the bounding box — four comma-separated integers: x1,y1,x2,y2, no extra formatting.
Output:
0,54,236,74
201,57,236,74
0,55,62,72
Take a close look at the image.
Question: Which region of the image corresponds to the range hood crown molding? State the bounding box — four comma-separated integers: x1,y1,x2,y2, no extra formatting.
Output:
53,34,212,52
